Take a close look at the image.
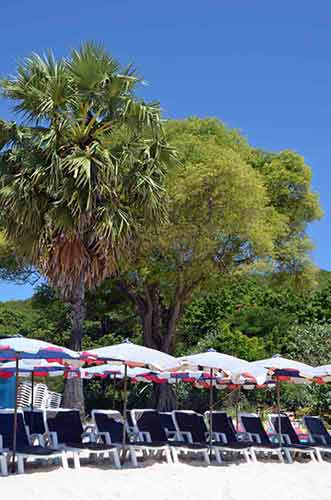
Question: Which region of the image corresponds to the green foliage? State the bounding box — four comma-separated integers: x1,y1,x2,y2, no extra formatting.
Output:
119,118,288,311
190,323,266,361
179,276,303,356
288,321,331,366
248,149,323,288
0,42,175,297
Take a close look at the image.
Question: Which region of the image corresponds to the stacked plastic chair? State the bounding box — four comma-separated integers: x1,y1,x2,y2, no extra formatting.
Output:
16,382,32,408
17,381,62,410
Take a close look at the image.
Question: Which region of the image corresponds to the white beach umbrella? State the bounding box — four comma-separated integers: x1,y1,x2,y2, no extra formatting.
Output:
82,363,152,379
87,340,180,371
0,359,68,377
0,336,81,473
250,355,316,380
177,349,268,445
0,336,80,362
87,340,182,452
312,364,331,382
249,355,316,443
178,350,268,384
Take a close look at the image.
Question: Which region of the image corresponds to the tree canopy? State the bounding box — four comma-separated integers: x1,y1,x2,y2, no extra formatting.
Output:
116,118,322,360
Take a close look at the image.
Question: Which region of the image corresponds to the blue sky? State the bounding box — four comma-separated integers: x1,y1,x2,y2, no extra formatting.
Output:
0,0,330,300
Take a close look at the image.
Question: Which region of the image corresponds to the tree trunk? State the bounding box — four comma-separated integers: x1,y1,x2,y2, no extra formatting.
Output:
62,276,85,415
143,285,183,411
118,280,185,411
153,383,177,411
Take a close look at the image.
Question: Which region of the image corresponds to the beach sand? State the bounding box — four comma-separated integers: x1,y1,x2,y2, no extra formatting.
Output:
2,461,331,500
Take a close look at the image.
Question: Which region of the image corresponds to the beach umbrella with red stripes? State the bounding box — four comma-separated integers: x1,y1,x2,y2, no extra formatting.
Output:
0,336,82,473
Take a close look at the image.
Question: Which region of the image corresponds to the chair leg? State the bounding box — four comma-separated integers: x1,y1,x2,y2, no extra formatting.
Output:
73,452,81,469
283,448,293,464
17,456,25,474
164,446,172,464
61,451,69,470
310,450,318,463
128,447,138,467
248,449,256,463
171,447,179,464
112,449,121,469
0,455,8,476
277,450,285,463
315,449,324,463
202,450,210,465
214,449,222,464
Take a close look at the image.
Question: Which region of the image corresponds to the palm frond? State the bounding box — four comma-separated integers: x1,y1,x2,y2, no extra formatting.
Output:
0,43,175,294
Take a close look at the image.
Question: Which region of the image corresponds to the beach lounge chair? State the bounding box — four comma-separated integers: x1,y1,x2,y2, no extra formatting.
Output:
270,414,319,462
202,411,253,462
46,409,120,468
131,409,210,464
303,416,331,460
0,409,68,474
173,410,250,463
92,409,164,466
239,413,286,462
23,409,49,446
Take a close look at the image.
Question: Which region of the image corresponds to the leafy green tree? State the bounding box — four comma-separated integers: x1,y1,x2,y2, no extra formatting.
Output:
117,118,320,363
247,149,323,288
119,121,281,349
115,119,321,409
116,118,287,408
0,43,175,410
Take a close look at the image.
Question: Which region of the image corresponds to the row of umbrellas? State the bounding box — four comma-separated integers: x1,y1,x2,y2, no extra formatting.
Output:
0,335,330,473
1,344,330,384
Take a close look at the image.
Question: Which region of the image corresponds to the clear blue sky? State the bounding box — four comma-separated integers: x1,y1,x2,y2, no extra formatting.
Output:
0,0,330,300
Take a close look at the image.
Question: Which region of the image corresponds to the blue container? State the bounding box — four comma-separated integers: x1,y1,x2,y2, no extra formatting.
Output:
0,378,15,408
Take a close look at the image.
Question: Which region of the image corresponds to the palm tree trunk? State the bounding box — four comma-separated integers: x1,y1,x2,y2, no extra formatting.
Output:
62,275,85,414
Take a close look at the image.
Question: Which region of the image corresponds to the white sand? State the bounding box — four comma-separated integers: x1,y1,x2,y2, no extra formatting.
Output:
2,461,331,500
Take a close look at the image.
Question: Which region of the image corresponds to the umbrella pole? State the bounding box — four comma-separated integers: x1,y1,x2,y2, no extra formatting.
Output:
11,356,19,474
209,368,214,449
235,386,241,431
176,378,179,410
122,364,128,464
30,371,35,435
276,378,282,444
31,371,35,411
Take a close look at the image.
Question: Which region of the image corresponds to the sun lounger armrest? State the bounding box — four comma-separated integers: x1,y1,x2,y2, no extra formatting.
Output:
235,432,249,441
138,431,152,443
0,435,3,450
177,431,193,443
246,432,261,444
210,432,227,443
165,430,177,440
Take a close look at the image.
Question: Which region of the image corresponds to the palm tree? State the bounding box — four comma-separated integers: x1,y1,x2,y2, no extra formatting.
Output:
0,43,175,411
